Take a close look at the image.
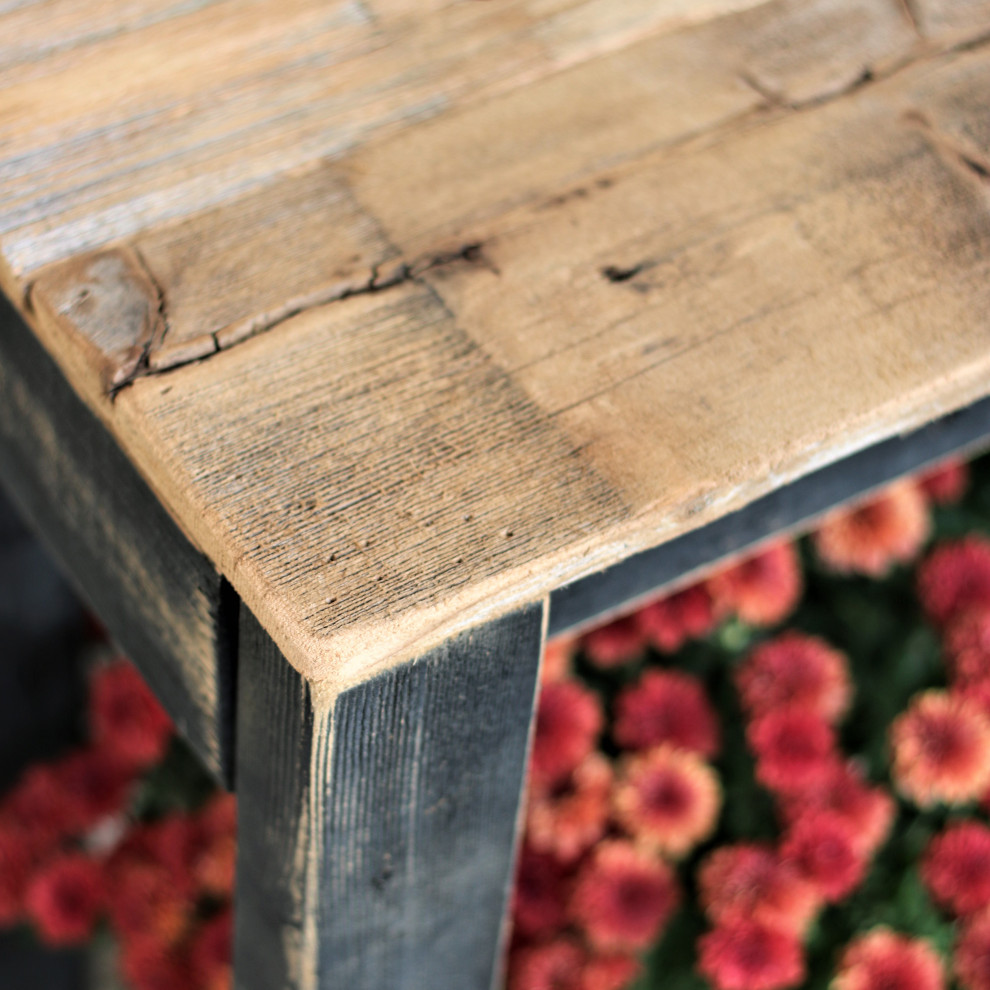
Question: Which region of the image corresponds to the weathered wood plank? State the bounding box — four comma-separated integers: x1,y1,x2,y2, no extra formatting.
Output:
0,294,235,784
234,603,544,989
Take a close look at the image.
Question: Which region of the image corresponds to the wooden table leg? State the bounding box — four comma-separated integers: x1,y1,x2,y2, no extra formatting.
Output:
234,604,545,990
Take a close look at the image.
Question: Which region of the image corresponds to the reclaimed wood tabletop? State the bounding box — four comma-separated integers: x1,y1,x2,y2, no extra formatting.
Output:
2,0,990,986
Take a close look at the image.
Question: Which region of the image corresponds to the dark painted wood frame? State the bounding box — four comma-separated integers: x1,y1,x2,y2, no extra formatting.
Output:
4,292,990,989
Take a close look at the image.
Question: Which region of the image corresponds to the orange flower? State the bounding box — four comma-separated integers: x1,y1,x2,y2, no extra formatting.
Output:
541,636,576,683
706,543,802,627
698,843,821,936
833,929,944,990
527,752,613,863
890,691,990,807
813,483,929,577
735,633,851,724
569,841,679,951
612,746,721,858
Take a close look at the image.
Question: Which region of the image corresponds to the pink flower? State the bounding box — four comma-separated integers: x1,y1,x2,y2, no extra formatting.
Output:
944,607,990,686
527,752,612,863
612,745,721,859
569,841,679,951
635,584,720,653
508,937,585,990
833,929,944,990
813,483,930,577
917,458,969,505
582,617,646,669
889,691,990,807
697,918,805,990
613,669,720,757
530,681,603,788
706,543,802,627
747,707,838,796
956,910,990,990
512,845,571,940
735,633,851,724
698,843,821,936
580,953,642,990
922,821,990,917
542,637,577,684
917,538,990,628
25,853,104,945
781,811,867,903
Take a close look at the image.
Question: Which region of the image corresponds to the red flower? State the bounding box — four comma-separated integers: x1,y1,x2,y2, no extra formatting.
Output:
508,937,585,990
613,669,720,757
635,584,720,653
190,794,237,898
119,938,193,990
612,746,721,859
90,659,174,769
918,458,969,505
735,633,851,724
698,843,821,936
747,707,837,796
569,841,679,952
25,853,104,945
527,752,612,863
813,483,930,577
697,918,805,990
3,763,77,842
945,607,990,686
956,910,990,990
530,680,603,788
55,746,136,830
778,761,894,856
890,691,990,807
580,953,641,990
0,821,42,925
512,845,571,940
190,909,233,990
833,929,944,990
706,543,802,627
781,810,866,902
922,821,990,917
582,617,646,669
917,538,990,628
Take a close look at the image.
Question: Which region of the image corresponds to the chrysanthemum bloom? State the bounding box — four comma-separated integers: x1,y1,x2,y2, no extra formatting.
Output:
922,821,990,916
917,538,990,628
542,637,576,684
918,458,969,505
778,761,894,856
508,937,585,990
736,633,851,725
527,752,613,863
613,669,720,757
190,909,233,990
512,844,571,939
956,910,990,990
4,762,78,842
813,483,930,577
580,953,642,990
706,542,802,627
0,821,41,925
944,607,990,686
569,840,679,951
889,691,990,807
582,616,646,669
697,918,805,990
698,843,821,936
747,707,838,796
612,746,721,858
635,584,720,653
833,928,944,990
190,793,237,897
25,853,104,945
781,810,867,903
530,680,603,788
90,659,174,769
119,937,193,990
55,746,136,831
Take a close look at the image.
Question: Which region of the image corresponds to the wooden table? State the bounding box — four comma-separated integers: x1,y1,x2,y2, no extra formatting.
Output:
2,0,990,986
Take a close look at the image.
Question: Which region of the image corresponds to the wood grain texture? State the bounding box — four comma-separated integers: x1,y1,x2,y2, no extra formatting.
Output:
6,0,990,686
234,604,544,990
0,295,234,783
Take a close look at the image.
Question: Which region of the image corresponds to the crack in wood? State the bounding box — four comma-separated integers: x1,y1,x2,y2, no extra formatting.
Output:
903,108,990,186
